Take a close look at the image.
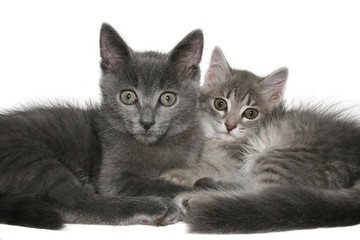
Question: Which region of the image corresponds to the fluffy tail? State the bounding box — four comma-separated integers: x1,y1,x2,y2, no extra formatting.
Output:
0,193,63,229
181,185,360,233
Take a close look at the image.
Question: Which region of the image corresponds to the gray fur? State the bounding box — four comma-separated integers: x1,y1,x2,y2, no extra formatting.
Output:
162,46,360,233
0,23,204,229
97,24,204,196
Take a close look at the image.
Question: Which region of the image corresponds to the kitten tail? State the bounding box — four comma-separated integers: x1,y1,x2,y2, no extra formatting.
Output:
0,193,63,230
182,185,360,233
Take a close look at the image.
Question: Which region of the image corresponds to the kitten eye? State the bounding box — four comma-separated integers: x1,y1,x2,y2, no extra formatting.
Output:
160,92,176,107
120,90,138,105
214,98,227,111
242,108,258,119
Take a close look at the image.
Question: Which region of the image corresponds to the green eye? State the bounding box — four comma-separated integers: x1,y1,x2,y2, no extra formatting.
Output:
160,92,176,107
242,108,258,119
214,98,227,111
120,90,137,105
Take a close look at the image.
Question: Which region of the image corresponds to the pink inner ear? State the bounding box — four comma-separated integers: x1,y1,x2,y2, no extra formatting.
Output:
205,47,229,88
261,67,288,105
207,65,218,84
268,94,281,103
204,66,216,87
207,71,214,82
265,80,286,104
205,63,226,88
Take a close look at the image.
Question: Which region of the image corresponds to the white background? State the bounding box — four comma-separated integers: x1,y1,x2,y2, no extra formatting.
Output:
0,0,360,239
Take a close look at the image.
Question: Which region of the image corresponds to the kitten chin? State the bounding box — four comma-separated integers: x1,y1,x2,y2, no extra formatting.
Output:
133,130,163,145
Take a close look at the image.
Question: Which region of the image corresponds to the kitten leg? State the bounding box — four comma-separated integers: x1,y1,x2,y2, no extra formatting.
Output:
59,195,180,226
1,155,180,227
45,176,180,226
103,172,192,197
160,168,201,187
174,190,234,216
176,186,360,233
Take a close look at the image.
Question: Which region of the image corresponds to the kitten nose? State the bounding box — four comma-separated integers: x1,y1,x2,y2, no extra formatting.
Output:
225,123,236,132
140,121,155,131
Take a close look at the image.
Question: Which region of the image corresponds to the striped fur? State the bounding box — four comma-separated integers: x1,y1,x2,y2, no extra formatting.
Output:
165,47,360,233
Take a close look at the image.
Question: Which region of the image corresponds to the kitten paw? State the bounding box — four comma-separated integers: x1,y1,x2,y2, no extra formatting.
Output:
174,192,203,216
160,170,196,187
158,200,181,226
174,191,223,219
133,197,180,226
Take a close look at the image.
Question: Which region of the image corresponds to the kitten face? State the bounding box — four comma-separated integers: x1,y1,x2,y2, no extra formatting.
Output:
99,24,203,144
103,59,199,144
202,88,265,141
201,47,288,142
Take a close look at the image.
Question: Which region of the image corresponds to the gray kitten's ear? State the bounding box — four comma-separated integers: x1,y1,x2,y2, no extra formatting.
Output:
168,29,204,78
100,23,132,72
259,67,288,107
204,46,231,88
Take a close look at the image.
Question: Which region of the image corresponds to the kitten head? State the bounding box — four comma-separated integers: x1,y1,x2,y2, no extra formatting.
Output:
99,23,203,145
201,46,288,142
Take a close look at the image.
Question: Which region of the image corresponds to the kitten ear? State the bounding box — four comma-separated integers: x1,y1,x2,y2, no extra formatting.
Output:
204,46,231,88
100,23,132,72
168,29,204,78
259,67,288,108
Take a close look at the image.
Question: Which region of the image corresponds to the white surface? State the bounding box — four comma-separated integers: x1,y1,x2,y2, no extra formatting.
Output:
0,0,360,239
0,223,360,240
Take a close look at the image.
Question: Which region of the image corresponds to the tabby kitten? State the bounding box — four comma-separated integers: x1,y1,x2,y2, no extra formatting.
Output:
162,47,360,233
0,23,204,229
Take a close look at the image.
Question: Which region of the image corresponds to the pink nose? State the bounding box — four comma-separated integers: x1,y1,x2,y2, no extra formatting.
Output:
225,123,236,132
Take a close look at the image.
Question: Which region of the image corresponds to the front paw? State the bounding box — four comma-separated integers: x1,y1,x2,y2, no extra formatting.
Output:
133,197,180,226
174,192,200,216
160,170,196,187
174,191,222,218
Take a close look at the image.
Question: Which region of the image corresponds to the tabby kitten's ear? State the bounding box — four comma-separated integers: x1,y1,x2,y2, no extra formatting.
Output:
259,67,288,110
168,29,204,79
204,46,231,88
100,23,133,72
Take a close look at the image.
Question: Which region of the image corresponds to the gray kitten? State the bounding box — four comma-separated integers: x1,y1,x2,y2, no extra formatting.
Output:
162,47,360,233
0,23,204,229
